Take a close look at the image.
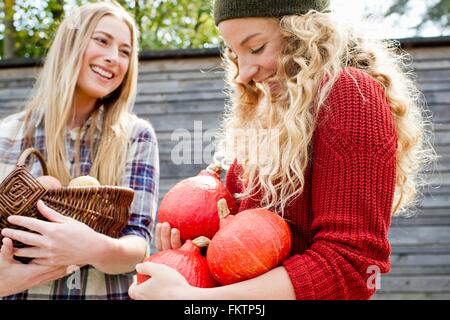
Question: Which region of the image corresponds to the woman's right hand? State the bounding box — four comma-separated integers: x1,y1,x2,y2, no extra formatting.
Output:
155,222,182,251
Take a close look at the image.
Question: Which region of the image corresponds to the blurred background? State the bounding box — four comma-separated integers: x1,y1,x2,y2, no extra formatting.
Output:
0,0,449,299
0,0,449,59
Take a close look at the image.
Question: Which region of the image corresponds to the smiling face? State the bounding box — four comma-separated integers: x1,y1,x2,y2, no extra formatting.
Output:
219,17,283,90
75,14,132,103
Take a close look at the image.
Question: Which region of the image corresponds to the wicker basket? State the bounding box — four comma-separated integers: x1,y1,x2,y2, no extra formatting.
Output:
0,148,134,239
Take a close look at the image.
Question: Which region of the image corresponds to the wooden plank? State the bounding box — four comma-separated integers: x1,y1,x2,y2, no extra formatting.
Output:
137,57,221,73
375,275,450,293
0,67,224,84
159,177,184,189
413,59,450,70
0,98,31,107
388,226,450,246
392,244,450,254
0,100,26,109
391,215,450,227
415,195,450,209
0,103,23,118
0,87,32,101
159,144,221,157
422,90,450,105
390,253,450,266
415,69,450,82
159,162,206,179
431,114,450,124
134,100,225,116
418,81,450,92
373,292,450,300
138,70,224,82
408,46,450,61
139,113,222,131
424,185,450,195
158,135,219,153
433,127,450,145
160,170,227,188
388,265,450,276
434,144,450,156
0,87,226,103
417,208,450,217
135,91,226,103
419,186,450,208
0,67,40,78
159,149,219,164
137,78,224,94
426,172,450,187
156,131,200,141
432,158,450,172
157,135,223,147
433,123,450,131
0,79,36,87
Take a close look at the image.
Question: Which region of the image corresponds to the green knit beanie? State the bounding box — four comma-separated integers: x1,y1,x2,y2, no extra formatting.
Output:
213,0,330,26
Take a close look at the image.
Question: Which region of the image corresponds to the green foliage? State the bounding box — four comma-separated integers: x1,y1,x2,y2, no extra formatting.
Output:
139,0,220,50
0,0,221,59
385,0,409,16
385,0,449,31
1,0,449,60
425,0,450,27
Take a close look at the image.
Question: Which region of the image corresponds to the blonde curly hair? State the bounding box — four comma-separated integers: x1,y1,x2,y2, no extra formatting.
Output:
216,11,437,216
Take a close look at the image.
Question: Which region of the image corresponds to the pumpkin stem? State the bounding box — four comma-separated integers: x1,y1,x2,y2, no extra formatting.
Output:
206,163,222,175
192,236,211,248
218,198,230,220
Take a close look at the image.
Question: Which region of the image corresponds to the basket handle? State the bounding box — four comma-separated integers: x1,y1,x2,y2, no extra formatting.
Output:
16,148,48,175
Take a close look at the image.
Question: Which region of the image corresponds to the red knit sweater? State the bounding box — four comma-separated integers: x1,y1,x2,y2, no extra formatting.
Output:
225,67,397,300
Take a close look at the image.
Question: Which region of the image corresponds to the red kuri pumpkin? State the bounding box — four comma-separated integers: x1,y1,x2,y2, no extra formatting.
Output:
137,237,217,288
207,201,292,285
157,163,237,242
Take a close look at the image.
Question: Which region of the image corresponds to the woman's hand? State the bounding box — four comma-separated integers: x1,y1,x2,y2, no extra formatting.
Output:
0,237,68,297
1,200,104,267
128,262,196,300
155,222,182,251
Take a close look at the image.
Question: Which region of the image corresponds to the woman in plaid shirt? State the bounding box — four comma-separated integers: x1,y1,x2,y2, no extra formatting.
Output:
0,2,158,299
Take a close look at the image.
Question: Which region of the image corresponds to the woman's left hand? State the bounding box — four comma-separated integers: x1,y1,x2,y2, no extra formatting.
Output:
128,262,196,300
1,200,103,266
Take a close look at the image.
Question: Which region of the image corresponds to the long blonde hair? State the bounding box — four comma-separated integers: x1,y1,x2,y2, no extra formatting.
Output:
23,1,139,186
217,11,437,216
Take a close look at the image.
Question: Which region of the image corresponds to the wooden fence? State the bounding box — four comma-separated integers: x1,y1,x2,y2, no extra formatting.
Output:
0,38,449,299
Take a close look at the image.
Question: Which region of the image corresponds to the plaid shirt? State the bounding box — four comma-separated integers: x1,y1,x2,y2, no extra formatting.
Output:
0,107,159,300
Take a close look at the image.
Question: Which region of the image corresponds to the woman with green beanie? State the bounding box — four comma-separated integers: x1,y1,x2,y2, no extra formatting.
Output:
130,0,434,299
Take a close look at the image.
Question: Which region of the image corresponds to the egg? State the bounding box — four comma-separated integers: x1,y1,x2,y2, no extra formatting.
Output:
68,175,101,187
36,175,63,190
